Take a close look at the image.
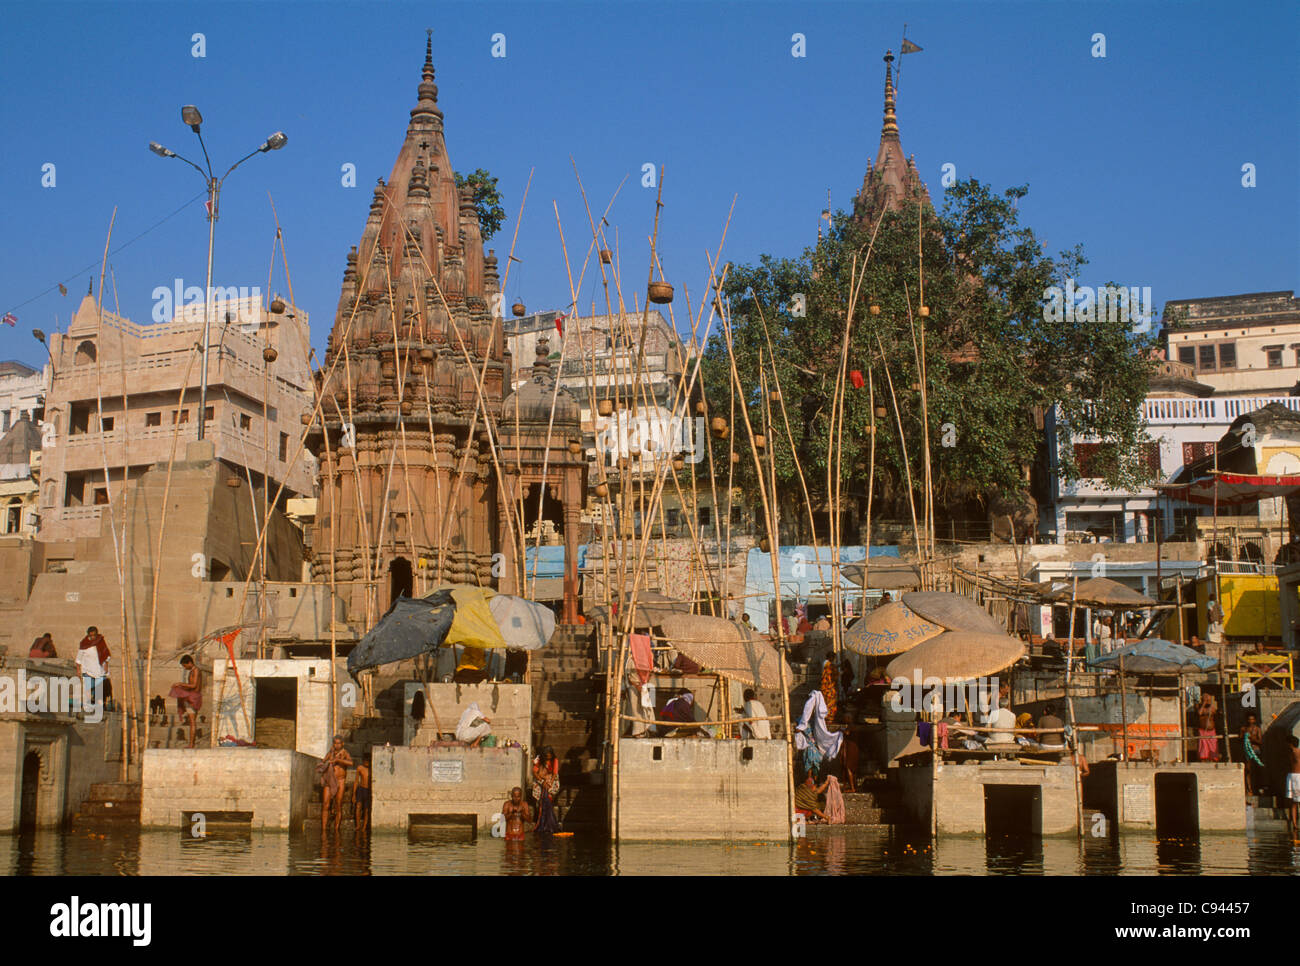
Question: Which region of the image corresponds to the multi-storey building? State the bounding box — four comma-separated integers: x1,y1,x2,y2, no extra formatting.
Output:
1163,291,1300,396
38,290,314,540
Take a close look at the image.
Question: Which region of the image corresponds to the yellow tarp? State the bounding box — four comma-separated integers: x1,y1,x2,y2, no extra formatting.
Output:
438,585,508,650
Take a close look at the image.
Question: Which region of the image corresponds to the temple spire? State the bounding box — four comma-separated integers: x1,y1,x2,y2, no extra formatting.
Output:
881,50,899,142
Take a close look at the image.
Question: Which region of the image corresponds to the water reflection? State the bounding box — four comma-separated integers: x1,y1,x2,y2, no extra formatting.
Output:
1,825,1297,875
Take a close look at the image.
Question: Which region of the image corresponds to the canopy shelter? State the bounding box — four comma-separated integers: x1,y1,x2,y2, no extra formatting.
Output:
840,562,921,591
656,613,792,689
1157,473,1300,507
348,589,456,677
843,601,943,657
901,591,1007,636
347,585,556,676
885,631,1027,684
488,594,557,651
588,590,693,629
1048,576,1155,609
1087,638,1218,674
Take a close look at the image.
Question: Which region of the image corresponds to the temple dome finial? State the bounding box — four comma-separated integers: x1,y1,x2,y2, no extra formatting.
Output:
881,50,899,141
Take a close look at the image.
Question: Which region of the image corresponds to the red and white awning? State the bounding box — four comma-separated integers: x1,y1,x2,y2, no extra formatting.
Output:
1157,473,1300,507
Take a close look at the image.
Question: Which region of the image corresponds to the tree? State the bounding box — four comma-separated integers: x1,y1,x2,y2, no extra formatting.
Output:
454,168,506,242
701,179,1157,539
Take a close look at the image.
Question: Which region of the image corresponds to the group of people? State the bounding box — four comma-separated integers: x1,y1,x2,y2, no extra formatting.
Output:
500,746,564,839
317,734,372,832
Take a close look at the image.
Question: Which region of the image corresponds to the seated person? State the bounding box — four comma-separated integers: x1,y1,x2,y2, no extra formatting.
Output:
1036,703,1065,747
794,773,830,823
454,701,492,747
659,692,698,736
985,703,1016,745
28,633,57,659
867,666,890,686
740,688,771,740
813,615,831,632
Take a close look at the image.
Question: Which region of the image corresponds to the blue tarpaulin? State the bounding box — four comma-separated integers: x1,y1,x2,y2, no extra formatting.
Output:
522,544,588,579
744,546,901,629
1088,639,1219,674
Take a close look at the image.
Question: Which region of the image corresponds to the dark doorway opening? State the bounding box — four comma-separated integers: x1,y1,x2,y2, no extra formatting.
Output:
984,784,1042,837
1154,773,1199,838
521,483,564,543
254,677,297,750
19,751,40,828
390,557,413,606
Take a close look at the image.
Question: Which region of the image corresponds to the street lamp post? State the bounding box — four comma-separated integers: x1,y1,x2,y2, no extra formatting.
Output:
150,108,286,441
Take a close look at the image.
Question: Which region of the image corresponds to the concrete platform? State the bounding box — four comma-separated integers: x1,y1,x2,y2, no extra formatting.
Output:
614,738,791,842
140,748,319,830
370,744,526,832
1090,759,1245,832
900,758,1080,836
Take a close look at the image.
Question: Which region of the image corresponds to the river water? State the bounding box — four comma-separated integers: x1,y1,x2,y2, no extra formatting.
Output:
3,825,1298,875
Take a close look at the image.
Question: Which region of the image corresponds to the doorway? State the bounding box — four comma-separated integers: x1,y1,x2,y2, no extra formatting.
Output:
984,784,1042,836
389,557,413,606
19,751,40,828
253,677,298,750
1154,773,1199,838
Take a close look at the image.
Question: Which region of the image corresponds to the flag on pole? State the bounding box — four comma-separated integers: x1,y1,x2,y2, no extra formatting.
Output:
1,313,16,327
850,370,865,389
554,311,566,336
901,38,922,53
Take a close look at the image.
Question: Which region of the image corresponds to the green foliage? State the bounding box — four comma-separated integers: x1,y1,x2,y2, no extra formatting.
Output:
702,179,1157,530
454,168,506,242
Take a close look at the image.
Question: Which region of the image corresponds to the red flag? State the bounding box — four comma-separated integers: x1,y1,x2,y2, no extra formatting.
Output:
1,313,16,327
554,311,566,336
849,369,865,389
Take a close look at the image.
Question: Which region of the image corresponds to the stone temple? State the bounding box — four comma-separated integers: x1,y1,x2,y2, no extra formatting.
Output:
308,34,509,624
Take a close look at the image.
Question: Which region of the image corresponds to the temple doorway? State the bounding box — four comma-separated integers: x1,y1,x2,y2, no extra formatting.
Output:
390,557,414,605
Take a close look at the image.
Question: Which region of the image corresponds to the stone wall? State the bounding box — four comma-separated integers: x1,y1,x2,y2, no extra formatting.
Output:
900,759,1079,835
212,658,334,757
1103,760,1245,831
402,682,531,749
615,738,790,841
140,748,318,829
370,745,526,831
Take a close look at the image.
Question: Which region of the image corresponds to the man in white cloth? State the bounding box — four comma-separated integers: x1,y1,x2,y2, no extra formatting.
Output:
455,702,492,747
984,701,1016,745
741,688,771,740
794,688,842,760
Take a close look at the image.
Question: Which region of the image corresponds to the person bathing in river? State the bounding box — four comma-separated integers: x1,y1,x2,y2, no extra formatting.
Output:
318,735,353,832
533,747,561,834
502,786,532,841
353,755,371,830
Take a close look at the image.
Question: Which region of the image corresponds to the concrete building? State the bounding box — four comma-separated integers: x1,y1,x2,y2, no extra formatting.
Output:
38,290,314,542
1044,354,1300,543
0,416,43,536
1163,291,1300,396
0,361,47,435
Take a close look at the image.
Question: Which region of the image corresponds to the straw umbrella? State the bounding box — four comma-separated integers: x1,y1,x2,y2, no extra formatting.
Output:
901,591,1008,636
657,613,793,690
885,631,1027,684
842,601,944,657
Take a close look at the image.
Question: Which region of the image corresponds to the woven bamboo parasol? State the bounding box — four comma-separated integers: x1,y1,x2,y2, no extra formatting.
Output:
843,601,944,656
588,590,694,628
1047,577,1155,608
885,631,1027,684
657,613,792,689
901,591,1007,635
840,562,922,591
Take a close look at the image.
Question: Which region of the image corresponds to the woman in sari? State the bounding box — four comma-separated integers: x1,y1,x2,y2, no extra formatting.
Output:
532,746,562,834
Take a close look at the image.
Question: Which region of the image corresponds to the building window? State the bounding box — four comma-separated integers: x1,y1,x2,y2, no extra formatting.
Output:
698,506,711,527
146,412,161,427
1182,441,1215,466
1197,345,1216,371
1141,441,1162,477
204,405,214,422
93,488,109,506
279,432,289,462
240,414,251,431
1217,343,1236,369
173,409,189,424
100,416,114,432
1266,346,1283,368
732,506,743,525
1177,345,1195,366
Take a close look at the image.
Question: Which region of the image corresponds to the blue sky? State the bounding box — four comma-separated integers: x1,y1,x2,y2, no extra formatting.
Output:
1,0,1296,371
